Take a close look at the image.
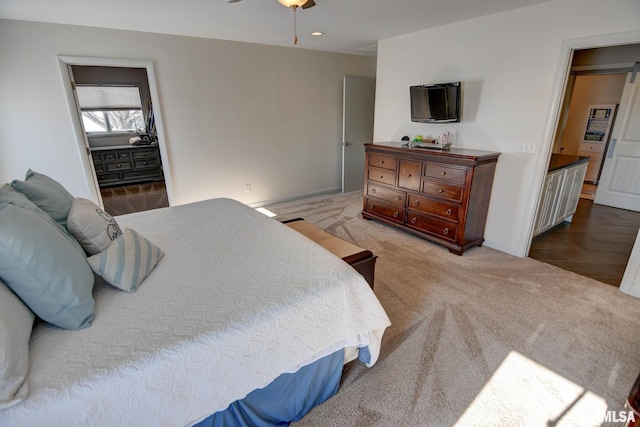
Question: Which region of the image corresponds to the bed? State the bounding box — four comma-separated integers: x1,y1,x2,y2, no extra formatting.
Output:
0,171,391,426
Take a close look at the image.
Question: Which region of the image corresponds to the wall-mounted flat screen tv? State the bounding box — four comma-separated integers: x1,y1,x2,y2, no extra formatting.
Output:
410,82,461,123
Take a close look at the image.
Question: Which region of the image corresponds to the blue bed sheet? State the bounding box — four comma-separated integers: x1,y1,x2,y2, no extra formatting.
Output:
195,348,345,427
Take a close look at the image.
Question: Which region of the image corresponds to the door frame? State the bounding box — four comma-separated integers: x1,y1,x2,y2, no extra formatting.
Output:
522,30,640,255
523,30,640,295
57,55,174,207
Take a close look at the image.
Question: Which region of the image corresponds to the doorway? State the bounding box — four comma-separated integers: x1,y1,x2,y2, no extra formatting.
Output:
342,76,375,193
528,43,640,289
58,56,174,215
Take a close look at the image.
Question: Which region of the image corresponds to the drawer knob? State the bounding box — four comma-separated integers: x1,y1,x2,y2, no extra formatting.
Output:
371,188,376,193
395,196,401,201
369,204,375,209
116,164,121,168
443,228,449,235
411,217,417,224
413,200,419,207
380,175,384,179
446,208,452,215
438,189,444,193
143,161,148,165
393,212,399,218
407,174,412,177
379,161,384,165
441,171,446,175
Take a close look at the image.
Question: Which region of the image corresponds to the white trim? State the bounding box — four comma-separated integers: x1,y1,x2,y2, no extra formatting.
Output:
247,187,341,208
571,63,636,72
57,55,175,207
519,30,640,258
620,229,640,298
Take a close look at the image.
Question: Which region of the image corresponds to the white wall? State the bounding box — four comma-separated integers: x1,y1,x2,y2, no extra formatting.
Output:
0,20,376,206
374,0,640,256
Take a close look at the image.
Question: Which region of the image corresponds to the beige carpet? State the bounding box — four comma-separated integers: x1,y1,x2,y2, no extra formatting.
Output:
266,191,640,427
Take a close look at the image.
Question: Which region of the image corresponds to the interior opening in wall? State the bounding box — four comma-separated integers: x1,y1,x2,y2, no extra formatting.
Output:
70,65,169,216
528,43,640,288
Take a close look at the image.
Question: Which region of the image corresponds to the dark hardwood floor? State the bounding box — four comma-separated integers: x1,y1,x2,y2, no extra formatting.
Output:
529,197,640,287
100,181,169,217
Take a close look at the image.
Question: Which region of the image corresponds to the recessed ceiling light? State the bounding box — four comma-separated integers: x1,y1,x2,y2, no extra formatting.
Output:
311,32,324,36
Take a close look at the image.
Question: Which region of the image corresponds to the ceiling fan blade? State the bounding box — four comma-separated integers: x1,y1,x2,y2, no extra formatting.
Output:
301,0,316,9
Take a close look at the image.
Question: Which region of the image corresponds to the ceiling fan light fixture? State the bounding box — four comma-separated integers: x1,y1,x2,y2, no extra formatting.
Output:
278,0,308,8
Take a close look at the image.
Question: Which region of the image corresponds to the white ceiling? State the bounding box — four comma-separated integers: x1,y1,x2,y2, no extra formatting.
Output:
0,0,553,56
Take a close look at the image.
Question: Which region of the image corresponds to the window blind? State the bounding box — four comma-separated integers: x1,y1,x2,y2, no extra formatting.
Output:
76,85,142,110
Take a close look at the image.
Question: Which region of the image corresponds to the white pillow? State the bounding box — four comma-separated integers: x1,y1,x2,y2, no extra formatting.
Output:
67,198,122,256
87,228,164,292
0,279,34,409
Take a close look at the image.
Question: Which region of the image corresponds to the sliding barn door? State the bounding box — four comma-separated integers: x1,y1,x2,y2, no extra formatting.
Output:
594,72,640,211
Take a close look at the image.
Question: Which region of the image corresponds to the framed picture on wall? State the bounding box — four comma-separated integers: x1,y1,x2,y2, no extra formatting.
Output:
581,104,617,144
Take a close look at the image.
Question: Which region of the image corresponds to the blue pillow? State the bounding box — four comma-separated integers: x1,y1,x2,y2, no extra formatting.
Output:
11,169,76,230
0,184,84,256
0,203,95,330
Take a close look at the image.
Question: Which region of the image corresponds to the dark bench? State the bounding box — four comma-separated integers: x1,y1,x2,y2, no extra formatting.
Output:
283,218,376,289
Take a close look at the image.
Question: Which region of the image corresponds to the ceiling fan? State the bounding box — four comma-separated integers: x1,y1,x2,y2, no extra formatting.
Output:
228,0,317,45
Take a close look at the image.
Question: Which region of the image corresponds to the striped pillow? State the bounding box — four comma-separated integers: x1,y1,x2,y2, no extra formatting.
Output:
87,228,164,292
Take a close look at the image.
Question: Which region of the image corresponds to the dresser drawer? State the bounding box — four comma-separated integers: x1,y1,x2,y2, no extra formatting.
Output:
398,160,422,192
106,161,133,172
367,184,406,205
103,151,131,161
407,212,458,242
368,154,397,171
408,194,460,222
132,149,158,159
365,198,404,223
97,173,120,184
122,168,163,181
421,181,463,202
424,163,466,184
134,158,158,169
578,142,605,154
368,169,396,186
91,153,102,163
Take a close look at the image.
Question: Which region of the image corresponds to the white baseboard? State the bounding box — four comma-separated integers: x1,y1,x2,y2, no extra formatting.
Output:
247,187,342,209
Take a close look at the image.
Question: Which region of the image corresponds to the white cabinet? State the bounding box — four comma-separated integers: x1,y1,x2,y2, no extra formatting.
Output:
534,170,565,236
555,163,588,222
578,142,605,182
533,161,588,237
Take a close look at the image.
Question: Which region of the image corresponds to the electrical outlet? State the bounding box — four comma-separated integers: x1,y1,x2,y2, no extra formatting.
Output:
518,144,536,154
244,183,251,192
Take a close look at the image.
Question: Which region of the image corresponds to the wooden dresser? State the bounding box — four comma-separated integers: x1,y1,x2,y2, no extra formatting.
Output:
362,142,500,255
91,145,164,188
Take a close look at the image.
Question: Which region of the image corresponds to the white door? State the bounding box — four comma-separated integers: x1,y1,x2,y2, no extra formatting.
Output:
342,76,375,192
594,72,640,211
620,229,640,298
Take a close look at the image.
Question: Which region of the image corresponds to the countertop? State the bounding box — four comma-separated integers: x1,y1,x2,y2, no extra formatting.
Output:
548,153,589,172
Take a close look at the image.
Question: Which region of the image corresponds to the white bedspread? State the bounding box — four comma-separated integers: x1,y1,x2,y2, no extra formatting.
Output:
2,198,390,426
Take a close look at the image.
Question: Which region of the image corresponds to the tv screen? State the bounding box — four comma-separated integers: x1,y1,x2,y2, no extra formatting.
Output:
410,82,461,123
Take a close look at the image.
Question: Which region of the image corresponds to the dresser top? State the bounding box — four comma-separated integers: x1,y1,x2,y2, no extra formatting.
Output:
90,144,158,152
366,142,501,161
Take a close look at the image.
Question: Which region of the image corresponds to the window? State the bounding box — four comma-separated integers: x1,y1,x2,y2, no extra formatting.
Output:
76,85,146,133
